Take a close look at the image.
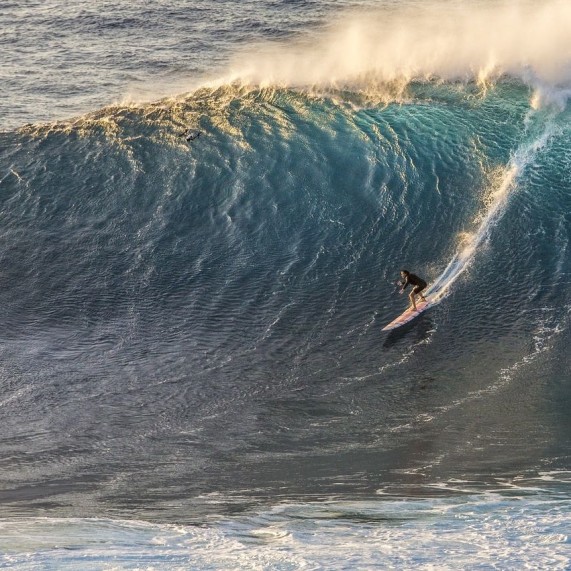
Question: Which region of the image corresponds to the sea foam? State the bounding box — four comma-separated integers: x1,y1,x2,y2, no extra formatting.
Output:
223,0,571,90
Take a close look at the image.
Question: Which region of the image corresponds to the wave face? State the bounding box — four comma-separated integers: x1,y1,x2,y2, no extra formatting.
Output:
1,0,571,567
2,78,570,510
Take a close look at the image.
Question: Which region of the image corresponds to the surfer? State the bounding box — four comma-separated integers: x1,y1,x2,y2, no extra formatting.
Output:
399,270,427,311
181,129,201,142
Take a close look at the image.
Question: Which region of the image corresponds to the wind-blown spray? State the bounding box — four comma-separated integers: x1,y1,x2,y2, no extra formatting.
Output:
223,0,571,90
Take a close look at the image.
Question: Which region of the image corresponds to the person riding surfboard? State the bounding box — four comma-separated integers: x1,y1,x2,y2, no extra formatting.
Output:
399,270,427,311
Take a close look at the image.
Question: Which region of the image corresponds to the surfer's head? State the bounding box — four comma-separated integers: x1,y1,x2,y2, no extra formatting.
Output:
400,269,409,278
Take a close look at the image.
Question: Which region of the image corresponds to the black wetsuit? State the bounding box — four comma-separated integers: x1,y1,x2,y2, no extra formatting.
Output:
402,273,427,294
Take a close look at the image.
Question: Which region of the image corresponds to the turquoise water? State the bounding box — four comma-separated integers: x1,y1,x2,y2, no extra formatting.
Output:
1,0,570,568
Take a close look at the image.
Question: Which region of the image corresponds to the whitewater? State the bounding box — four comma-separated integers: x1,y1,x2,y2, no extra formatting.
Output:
1,0,570,569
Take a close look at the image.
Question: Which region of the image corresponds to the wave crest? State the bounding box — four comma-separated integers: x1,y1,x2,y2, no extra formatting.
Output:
220,1,571,91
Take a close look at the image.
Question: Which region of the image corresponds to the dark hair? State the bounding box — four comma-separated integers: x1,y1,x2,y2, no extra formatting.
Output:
400,269,409,275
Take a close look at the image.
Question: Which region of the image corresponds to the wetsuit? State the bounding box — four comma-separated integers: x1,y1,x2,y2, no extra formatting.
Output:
401,273,427,294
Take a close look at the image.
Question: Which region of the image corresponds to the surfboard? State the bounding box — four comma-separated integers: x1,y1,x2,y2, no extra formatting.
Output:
381,297,434,331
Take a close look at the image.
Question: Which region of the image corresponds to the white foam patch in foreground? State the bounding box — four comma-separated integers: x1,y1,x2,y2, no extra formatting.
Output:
1,489,569,570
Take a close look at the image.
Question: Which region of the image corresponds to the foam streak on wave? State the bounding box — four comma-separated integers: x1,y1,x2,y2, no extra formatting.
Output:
427,107,559,302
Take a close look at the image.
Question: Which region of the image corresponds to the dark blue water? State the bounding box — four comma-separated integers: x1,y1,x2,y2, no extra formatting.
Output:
1,1,570,568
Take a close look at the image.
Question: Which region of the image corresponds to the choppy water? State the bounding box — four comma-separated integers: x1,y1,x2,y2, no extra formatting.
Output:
1,0,570,568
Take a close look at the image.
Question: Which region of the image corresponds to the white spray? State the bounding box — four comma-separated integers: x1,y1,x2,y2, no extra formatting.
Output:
223,0,571,89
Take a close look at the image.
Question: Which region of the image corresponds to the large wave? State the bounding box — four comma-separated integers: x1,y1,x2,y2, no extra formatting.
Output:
1,1,570,530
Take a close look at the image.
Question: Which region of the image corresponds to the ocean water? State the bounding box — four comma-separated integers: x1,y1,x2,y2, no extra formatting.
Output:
1,0,570,568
